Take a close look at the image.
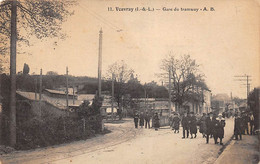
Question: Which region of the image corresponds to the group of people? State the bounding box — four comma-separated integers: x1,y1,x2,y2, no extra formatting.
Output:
170,111,226,145
134,110,255,145
134,112,160,130
234,111,255,140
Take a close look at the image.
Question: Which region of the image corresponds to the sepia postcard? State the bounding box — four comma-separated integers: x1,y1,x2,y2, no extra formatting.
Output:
0,0,259,163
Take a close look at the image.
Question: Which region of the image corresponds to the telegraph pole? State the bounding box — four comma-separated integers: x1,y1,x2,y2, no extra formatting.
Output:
98,28,103,98
39,68,42,117
39,69,42,101
234,74,252,108
111,73,114,120
234,74,252,98
168,69,172,114
66,66,69,108
144,83,147,113
35,77,37,100
9,0,17,147
72,81,75,105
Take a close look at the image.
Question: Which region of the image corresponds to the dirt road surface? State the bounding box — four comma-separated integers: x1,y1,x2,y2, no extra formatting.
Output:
0,118,234,164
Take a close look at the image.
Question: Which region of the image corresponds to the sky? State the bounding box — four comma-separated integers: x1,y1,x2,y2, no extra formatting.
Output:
1,0,259,98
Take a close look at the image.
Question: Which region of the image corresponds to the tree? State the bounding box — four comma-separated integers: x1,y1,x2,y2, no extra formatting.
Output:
107,60,134,108
160,54,208,112
22,63,29,75
0,0,75,147
232,97,245,107
46,71,58,75
0,58,4,74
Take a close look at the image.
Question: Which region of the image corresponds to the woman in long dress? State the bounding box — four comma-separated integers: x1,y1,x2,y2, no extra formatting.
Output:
153,113,160,131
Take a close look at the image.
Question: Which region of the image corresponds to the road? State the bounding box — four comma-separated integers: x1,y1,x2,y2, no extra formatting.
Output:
0,118,234,164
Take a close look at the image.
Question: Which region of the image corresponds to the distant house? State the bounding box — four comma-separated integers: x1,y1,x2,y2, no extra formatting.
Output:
43,89,78,99
132,98,174,126
77,94,118,117
211,93,231,113
16,91,69,118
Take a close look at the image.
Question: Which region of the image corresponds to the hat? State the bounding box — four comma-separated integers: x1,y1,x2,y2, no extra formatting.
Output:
190,112,194,114
209,112,213,115
218,113,222,116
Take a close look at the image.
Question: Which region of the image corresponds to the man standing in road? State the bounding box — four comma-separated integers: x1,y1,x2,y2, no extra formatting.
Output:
189,112,197,139
145,112,151,129
234,112,243,140
182,112,190,139
205,112,215,144
134,113,139,128
249,112,255,135
139,112,145,128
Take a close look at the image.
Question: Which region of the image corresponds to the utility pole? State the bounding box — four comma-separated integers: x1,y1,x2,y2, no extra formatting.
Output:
234,74,252,97
168,69,172,114
98,28,103,98
72,81,75,105
9,0,17,147
35,77,37,100
111,73,114,120
39,69,42,101
234,74,252,107
66,66,69,108
39,68,42,117
144,83,147,113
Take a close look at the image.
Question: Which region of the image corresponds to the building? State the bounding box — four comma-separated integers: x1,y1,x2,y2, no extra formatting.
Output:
182,89,212,114
132,98,174,126
211,93,231,113
43,88,77,99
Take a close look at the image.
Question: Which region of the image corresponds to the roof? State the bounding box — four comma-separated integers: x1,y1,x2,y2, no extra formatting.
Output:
44,89,74,96
16,91,117,110
77,94,95,101
16,91,83,110
212,93,230,101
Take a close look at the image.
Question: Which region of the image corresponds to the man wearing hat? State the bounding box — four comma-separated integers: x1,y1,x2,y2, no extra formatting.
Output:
234,112,243,140
205,112,215,143
181,112,190,139
241,112,248,135
189,112,197,139
134,112,139,128
199,113,207,138
249,111,255,135
145,111,151,129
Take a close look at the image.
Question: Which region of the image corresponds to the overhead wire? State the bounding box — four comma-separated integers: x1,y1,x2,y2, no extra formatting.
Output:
79,3,122,32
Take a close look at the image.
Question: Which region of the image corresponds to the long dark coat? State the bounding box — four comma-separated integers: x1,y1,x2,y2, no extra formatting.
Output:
153,114,160,128
145,113,151,121
134,114,139,123
234,116,243,135
139,114,145,126
189,116,197,134
199,116,207,134
172,116,180,130
181,116,190,130
214,118,225,138
242,115,249,130
205,117,215,135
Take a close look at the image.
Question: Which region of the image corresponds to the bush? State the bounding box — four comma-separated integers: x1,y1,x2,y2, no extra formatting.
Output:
16,115,100,150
